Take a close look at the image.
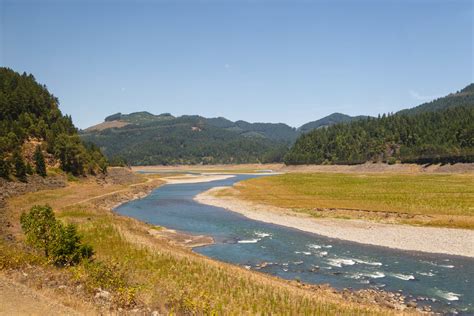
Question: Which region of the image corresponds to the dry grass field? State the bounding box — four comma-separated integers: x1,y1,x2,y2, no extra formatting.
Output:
217,172,474,229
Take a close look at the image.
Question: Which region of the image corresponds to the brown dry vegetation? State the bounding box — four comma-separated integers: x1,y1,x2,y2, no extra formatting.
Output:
132,162,474,174
217,172,474,229
84,120,130,132
0,168,415,315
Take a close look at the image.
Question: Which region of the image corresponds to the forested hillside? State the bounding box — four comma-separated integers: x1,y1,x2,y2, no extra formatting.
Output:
82,111,365,165
81,114,289,165
0,67,107,179
285,106,474,165
398,84,474,115
298,113,369,134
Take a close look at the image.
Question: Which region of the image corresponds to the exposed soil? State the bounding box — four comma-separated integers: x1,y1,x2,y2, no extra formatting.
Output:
132,162,474,174
0,274,81,315
280,162,474,174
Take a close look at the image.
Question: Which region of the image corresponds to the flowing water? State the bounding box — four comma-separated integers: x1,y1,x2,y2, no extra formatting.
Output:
115,174,474,314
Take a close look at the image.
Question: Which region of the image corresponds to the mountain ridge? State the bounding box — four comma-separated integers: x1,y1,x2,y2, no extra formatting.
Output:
81,83,473,166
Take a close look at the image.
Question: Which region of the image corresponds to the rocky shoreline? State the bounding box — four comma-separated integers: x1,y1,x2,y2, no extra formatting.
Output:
195,187,474,258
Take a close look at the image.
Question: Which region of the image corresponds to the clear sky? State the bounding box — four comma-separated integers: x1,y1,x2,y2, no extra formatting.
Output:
1,0,472,129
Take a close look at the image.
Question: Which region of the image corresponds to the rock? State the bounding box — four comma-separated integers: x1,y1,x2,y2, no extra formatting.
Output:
406,300,417,308
58,285,67,290
95,289,111,300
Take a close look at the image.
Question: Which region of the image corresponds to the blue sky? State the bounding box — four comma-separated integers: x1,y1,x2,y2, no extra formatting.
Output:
1,0,472,128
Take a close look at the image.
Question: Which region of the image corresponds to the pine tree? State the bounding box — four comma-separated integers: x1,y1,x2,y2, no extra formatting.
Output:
34,145,47,177
26,162,34,175
13,150,27,182
0,154,11,179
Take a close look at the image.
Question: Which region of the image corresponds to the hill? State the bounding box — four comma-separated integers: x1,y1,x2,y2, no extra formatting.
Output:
285,84,474,165
398,83,474,115
82,112,365,165
0,67,107,179
298,113,369,134
81,114,290,165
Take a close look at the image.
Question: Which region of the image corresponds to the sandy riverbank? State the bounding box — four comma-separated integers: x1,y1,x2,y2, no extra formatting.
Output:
132,162,474,174
195,187,474,258
162,174,236,184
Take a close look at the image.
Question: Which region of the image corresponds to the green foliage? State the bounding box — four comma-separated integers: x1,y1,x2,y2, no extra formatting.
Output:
49,223,94,266
34,145,47,177
0,67,107,178
25,162,34,175
0,154,10,179
399,83,474,115
20,205,93,266
285,106,474,165
387,157,397,165
298,113,370,134
13,149,27,182
20,205,57,257
108,156,128,167
81,115,291,165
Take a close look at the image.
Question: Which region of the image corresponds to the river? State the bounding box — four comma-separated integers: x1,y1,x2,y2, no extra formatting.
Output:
115,174,474,314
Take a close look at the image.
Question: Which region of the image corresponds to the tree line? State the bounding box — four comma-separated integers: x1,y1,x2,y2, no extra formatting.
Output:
284,106,474,165
0,68,107,180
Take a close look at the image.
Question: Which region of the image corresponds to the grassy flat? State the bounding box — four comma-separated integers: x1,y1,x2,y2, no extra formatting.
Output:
219,173,474,229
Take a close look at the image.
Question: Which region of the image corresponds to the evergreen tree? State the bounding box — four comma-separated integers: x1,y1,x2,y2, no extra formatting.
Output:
285,106,474,165
0,154,10,179
34,145,47,177
25,162,34,175
0,67,108,178
13,150,27,182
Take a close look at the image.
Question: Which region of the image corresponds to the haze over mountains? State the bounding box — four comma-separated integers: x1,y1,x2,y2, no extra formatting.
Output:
81,83,474,166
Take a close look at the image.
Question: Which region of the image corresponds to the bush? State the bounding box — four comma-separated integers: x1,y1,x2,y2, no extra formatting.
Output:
387,157,397,165
20,205,93,266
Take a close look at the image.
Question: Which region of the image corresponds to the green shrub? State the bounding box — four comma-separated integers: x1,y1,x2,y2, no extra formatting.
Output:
387,157,397,165
20,205,93,266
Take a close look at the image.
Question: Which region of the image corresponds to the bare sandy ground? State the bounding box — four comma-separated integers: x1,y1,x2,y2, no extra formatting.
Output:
132,162,474,174
163,174,236,184
0,275,80,316
195,187,474,258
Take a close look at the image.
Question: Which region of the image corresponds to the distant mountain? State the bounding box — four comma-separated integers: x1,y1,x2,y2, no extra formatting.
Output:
398,84,474,115
87,113,298,139
81,111,373,165
81,114,288,165
298,113,369,134
83,84,474,166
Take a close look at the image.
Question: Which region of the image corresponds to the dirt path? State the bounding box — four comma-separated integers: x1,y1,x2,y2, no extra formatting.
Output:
63,176,156,208
0,275,79,316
